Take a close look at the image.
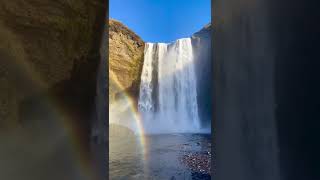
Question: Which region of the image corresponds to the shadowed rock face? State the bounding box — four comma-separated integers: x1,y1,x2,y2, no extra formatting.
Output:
0,0,107,179
192,23,212,127
108,19,145,103
213,1,280,180
270,1,320,180
214,0,320,180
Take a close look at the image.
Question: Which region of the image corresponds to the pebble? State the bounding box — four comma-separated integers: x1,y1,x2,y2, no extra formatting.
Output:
179,139,215,176
180,151,212,175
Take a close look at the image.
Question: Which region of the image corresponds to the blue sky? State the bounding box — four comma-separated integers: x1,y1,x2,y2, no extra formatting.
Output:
110,0,211,43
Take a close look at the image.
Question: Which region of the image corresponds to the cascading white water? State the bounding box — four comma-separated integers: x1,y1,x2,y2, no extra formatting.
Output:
138,43,155,112
138,38,200,133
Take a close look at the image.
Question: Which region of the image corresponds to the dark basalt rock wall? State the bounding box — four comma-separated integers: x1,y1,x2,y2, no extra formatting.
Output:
0,0,107,179
213,1,280,180
192,23,212,127
271,1,320,180
214,0,320,180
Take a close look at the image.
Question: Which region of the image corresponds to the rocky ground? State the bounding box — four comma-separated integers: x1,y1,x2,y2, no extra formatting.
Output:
182,152,211,174
179,140,214,179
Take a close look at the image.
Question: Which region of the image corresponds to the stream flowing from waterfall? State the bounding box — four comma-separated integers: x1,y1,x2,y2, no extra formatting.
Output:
138,38,201,134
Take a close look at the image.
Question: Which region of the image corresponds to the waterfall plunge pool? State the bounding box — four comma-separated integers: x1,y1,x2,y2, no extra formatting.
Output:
109,133,212,180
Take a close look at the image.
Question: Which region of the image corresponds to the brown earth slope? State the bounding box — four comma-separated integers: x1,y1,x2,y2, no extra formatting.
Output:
108,19,145,103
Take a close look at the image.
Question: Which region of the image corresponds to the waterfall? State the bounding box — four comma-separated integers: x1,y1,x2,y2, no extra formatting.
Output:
138,38,200,133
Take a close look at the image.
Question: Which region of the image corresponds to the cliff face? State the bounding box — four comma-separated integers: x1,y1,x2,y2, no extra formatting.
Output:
214,1,320,179
192,23,212,127
0,0,105,128
213,1,280,179
0,0,107,179
108,19,145,103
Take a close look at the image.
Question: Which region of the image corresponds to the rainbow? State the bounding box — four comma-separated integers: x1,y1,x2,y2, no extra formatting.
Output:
8,56,103,179
9,53,149,178
109,70,148,161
